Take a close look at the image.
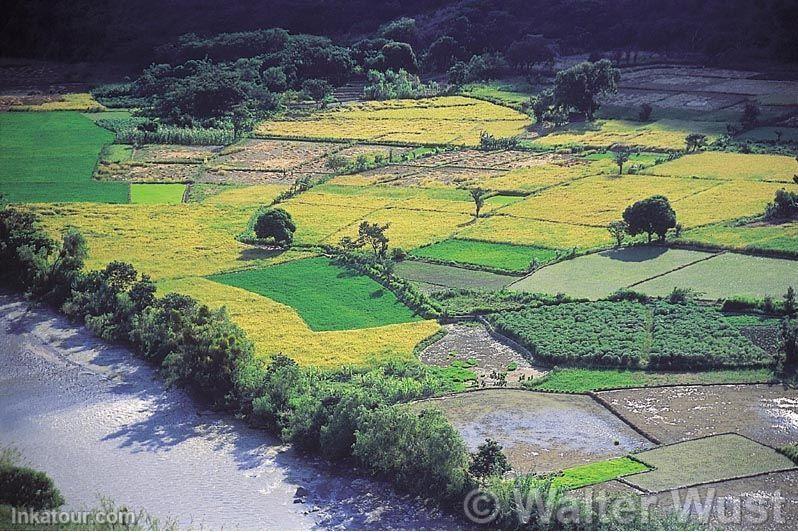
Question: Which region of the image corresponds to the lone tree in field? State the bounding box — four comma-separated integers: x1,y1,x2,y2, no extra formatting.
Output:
357,221,390,257
254,208,296,246
780,318,797,369
622,195,677,243
685,133,707,152
765,189,798,220
611,144,632,174
607,220,628,247
552,59,620,120
470,188,486,219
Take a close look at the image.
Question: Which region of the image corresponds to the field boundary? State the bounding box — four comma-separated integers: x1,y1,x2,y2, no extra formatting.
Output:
587,392,661,445
624,249,726,290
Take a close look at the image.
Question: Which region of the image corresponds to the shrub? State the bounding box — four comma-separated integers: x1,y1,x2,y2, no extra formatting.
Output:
253,208,296,246
469,438,511,479
764,189,798,221
0,464,64,510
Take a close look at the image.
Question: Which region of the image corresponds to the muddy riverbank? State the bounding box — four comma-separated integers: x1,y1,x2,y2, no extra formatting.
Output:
0,293,459,530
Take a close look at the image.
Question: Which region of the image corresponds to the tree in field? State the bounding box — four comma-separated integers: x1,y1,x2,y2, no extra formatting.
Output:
470,188,486,219
685,133,707,152
741,100,760,130
607,220,628,247
784,286,796,316
357,221,390,257
765,189,798,220
254,208,296,246
611,144,632,174
469,438,511,479
622,195,677,242
780,318,797,369
552,60,620,120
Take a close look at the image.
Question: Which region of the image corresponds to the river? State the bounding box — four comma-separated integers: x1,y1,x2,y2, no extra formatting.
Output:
0,293,458,530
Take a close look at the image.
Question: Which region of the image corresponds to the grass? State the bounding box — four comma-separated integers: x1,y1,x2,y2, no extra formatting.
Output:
680,221,798,255
209,257,422,331
510,246,717,300
501,174,718,227
255,96,531,146
32,203,289,279
632,252,798,299
644,152,798,182
552,457,650,489
0,112,128,203
459,80,535,108
531,367,776,393
10,92,105,112
411,239,558,271
130,184,186,204
158,276,440,367
394,260,518,291
527,119,726,151
626,434,796,492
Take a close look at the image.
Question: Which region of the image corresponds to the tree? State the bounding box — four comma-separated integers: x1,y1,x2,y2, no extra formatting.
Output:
377,17,418,46
301,78,333,102
379,42,418,73
784,286,796,316
506,34,554,74
638,103,653,122
685,133,707,152
765,189,798,220
741,100,760,129
357,221,390,257
423,36,461,71
607,220,628,247
552,60,620,120
469,438,511,479
261,66,287,92
470,188,486,219
780,318,797,369
611,144,632,174
254,208,296,246
622,195,677,242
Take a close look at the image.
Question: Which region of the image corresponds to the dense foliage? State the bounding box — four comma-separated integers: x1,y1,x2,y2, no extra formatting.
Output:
491,300,770,369
0,453,64,511
765,189,798,221
623,195,677,242
253,208,295,246
430,288,567,317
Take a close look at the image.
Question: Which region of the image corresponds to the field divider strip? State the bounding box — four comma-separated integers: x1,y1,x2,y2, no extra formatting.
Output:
624,250,727,290
587,392,662,445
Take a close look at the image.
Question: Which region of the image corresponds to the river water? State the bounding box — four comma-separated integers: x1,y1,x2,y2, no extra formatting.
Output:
0,293,457,530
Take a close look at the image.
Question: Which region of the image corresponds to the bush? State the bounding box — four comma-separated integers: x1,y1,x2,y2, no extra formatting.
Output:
253,208,296,246
0,464,64,510
469,438,511,479
764,189,798,221
363,69,438,100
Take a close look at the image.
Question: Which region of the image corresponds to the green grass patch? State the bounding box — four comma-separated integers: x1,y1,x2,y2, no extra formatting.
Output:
130,183,186,204
626,434,796,492
531,367,775,393
552,457,650,490
411,239,558,272
395,260,518,291
779,444,798,465
0,111,128,203
101,144,133,164
679,221,798,255
209,257,422,331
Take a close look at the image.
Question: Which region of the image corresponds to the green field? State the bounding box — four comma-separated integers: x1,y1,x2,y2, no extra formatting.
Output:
510,247,716,299
395,260,519,291
411,239,558,271
633,253,798,299
680,221,798,255
0,111,128,203
553,457,650,489
130,183,187,204
209,257,421,331
626,434,796,492
532,367,775,393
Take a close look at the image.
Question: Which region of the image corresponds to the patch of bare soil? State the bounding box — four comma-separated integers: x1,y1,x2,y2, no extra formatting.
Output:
216,139,337,171
131,144,221,164
420,322,547,387
419,389,653,472
198,168,317,185
597,384,798,446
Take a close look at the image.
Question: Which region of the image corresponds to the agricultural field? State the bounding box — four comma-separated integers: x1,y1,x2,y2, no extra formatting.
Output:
158,276,440,367
209,257,422,331
679,220,798,254
394,260,518,291
624,434,795,492
255,96,532,146
643,152,798,182
410,239,557,271
490,300,768,369
9,92,105,112
457,215,614,249
130,183,186,204
0,111,128,203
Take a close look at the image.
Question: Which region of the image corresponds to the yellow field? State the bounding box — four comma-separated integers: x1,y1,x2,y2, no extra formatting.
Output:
531,119,725,150
480,160,610,192
158,277,441,367
11,93,106,112
325,207,472,249
644,152,798,182
202,184,290,206
456,215,613,249
30,203,302,279
255,96,531,146
281,201,378,244
500,174,717,226
673,182,798,227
